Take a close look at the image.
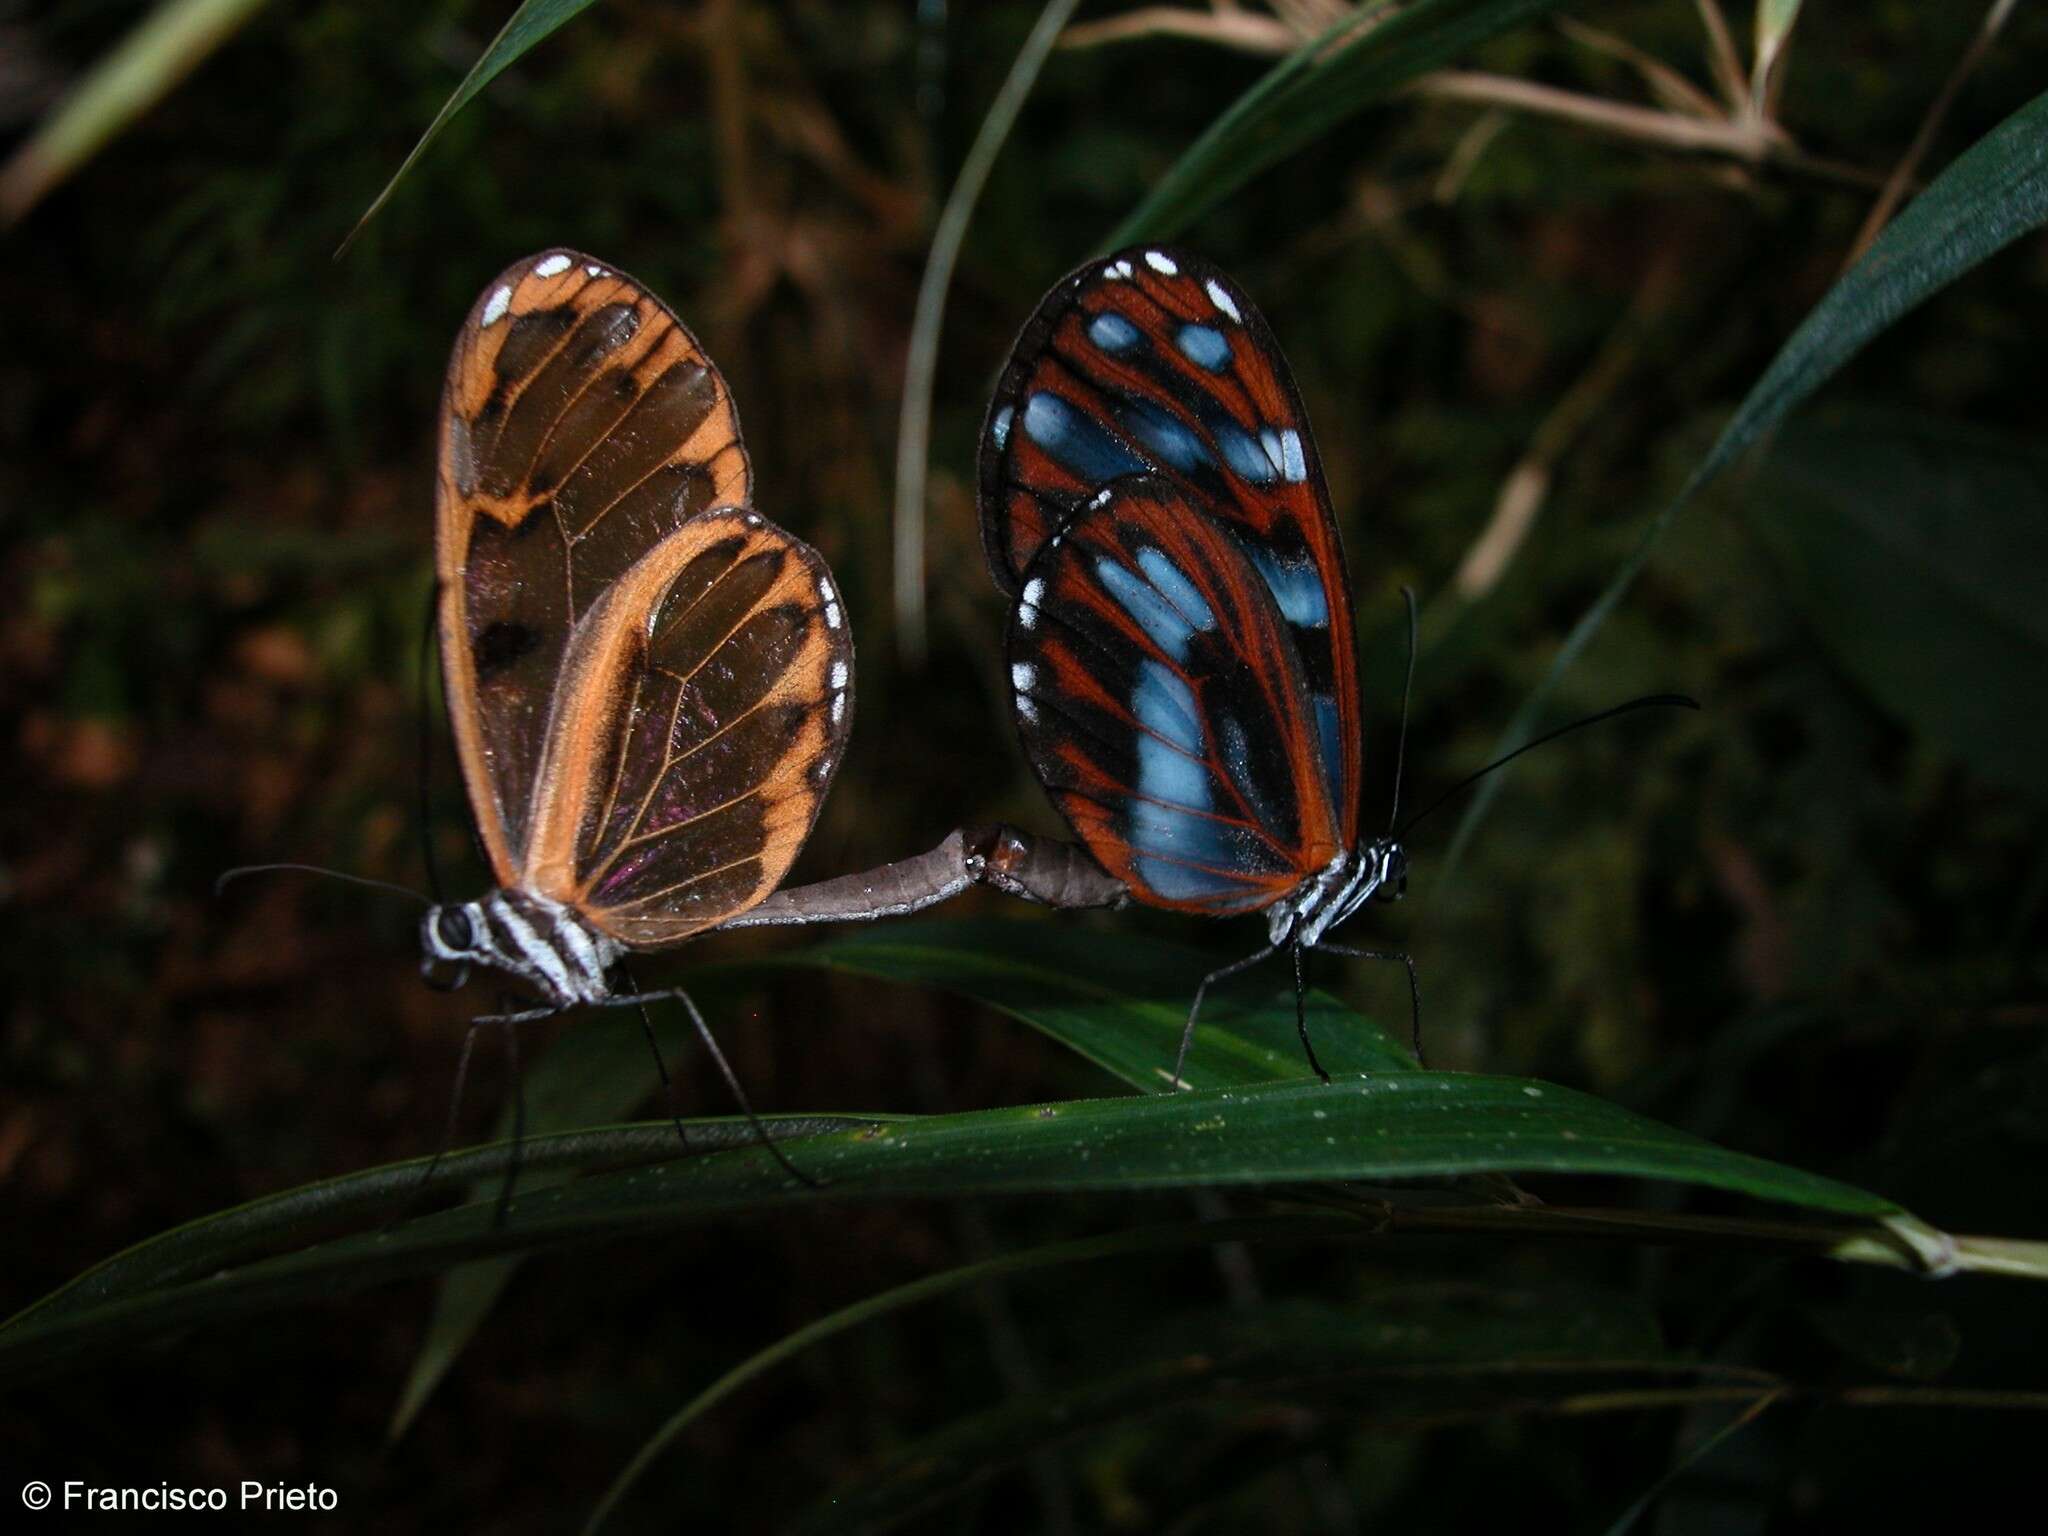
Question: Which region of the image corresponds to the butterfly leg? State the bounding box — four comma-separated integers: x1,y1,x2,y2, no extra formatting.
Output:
388,1001,555,1229
617,960,691,1156
603,987,820,1190
491,1007,528,1228
1316,944,1424,1066
1291,940,1331,1085
1172,942,1283,1091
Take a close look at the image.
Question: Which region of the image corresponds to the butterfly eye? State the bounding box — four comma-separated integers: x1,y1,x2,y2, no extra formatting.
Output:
435,907,475,952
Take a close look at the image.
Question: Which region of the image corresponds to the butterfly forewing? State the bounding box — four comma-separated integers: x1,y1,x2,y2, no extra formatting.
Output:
1007,477,1342,915
977,247,1361,840
437,250,752,882
514,507,853,948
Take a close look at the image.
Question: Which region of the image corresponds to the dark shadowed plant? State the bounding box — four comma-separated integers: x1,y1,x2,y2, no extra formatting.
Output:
6,3,2048,1532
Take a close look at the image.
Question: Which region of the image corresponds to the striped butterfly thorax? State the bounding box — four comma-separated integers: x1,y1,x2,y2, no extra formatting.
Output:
977,247,1413,1077
420,250,856,1007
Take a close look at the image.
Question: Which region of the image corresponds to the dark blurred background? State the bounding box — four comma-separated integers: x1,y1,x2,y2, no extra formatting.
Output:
3,2,2045,1530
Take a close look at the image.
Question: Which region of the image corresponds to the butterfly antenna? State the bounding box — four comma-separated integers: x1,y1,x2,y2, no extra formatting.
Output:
1396,693,1699,840
416,579,447,904
214,863,429,905
1385,586,1420,838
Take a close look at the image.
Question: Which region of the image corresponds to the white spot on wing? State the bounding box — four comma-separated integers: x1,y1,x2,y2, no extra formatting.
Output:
1011,661,1035,692
991,403,1013,448
1205,278,1241,322
481,285,512,327
585,263,605,277
534,254,572,278
1144,250,1178,275
1018,575,1045,631
831,659,849,689
824,601,842,630
831,693,846,724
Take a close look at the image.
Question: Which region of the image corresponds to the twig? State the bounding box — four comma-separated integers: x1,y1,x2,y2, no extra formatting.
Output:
891,0,1083,666
1061,3,1299,53
1555,15,1723,122
1454,247,1682,598
1843,0,2020,268
1692,0,1749,115
1409,71,1887,190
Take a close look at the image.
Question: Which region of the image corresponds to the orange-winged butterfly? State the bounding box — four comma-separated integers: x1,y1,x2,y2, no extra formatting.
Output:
417,249,857,1020
977,246,1693,1085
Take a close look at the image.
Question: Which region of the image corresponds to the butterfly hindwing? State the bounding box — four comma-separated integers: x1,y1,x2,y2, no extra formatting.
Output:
976,246,1361,841
516,507,854,948
436,249,751,884
1007,477,1342,915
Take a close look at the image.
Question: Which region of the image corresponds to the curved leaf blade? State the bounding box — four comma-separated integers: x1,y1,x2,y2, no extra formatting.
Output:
340,0,601,253
0,0,269,226
1744,410,2048,790
782,919,1418,1089
1110,0,1567,245
1446,84,2048,872
790,1297,1699,1536
0,1073,1907,1386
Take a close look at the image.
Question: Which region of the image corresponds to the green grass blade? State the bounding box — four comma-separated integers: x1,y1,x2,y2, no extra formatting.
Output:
0,0,269,226
385,999,707,1442
1443,84,2048,875
1110,0,1567,245
780,920,1418,1088
339,0,602,254
0,1074,1915,1386
584,1214,1355,1533
788,1296,1695,1535
1741,410,2048,790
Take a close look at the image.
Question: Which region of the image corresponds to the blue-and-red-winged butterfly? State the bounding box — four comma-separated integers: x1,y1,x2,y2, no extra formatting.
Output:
976,245,1691,1084
978,246,1408,1083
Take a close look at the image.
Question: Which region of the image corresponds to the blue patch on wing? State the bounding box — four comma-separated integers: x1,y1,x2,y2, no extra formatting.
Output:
1240,544,1329,629
1314,693,1344,805
1134,853,1247,904
1210,416,1279,485
1119,397,1213,475
1088,312,1144,354
1023,392,1146,483
990,403,1013,449
1098,558,1200,661
1130,658,1204,758
1134,547,1215,631
1176,323,1232,371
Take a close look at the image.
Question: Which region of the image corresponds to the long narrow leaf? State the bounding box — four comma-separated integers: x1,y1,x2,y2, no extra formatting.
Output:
0,0,269,225
1111,0,1567,244
340,0,601,253
0,1073,1917,1385
586,1214,1358,1533
778,920,1417,1089
1444,85,2048,874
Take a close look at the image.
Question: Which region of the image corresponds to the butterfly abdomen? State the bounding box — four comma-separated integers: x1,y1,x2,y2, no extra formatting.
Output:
422,888,620,1010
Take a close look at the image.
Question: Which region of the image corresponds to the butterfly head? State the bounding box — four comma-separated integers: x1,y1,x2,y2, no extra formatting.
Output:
420,901,484,992
419,890,619,1010
1372,840,1409,905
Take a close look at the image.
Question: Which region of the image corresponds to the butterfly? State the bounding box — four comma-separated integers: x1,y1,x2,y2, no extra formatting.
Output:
418,248,857,1047
977,246,1420,1085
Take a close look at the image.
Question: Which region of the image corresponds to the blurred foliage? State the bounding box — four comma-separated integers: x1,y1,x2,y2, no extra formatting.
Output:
3,1,2046,1531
